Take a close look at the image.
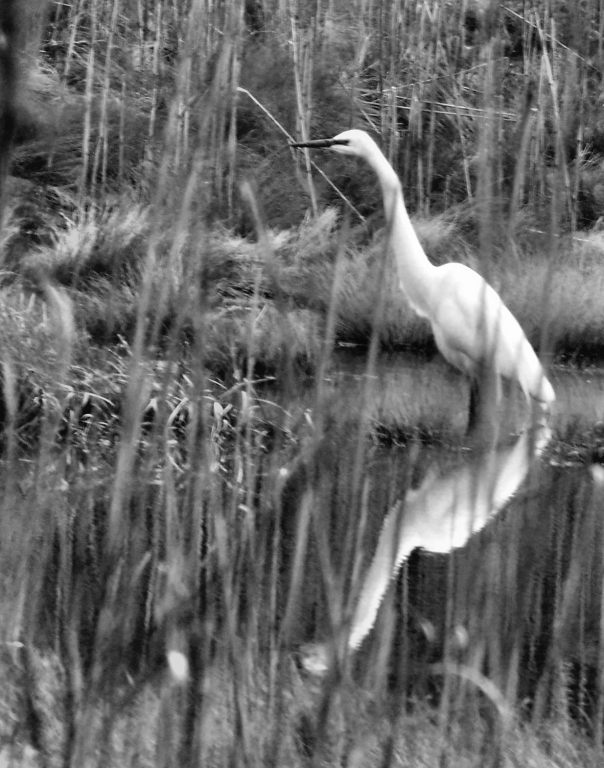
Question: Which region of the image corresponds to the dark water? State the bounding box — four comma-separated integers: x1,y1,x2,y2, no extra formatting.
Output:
329,349,604,436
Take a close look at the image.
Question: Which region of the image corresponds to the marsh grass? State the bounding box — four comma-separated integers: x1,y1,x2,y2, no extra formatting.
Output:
3,1,604,767
4,645,603,768
18,194,604,367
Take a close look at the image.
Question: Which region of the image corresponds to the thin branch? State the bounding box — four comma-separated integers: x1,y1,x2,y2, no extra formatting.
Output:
236,86,365,222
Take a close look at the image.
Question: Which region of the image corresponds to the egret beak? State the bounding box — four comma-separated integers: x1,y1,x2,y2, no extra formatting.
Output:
290,138,348,149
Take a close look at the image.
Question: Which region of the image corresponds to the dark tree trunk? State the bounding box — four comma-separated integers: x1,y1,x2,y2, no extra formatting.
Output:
0,1,21,215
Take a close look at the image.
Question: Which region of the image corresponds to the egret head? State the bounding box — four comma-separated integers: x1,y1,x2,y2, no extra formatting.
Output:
291,129,377,159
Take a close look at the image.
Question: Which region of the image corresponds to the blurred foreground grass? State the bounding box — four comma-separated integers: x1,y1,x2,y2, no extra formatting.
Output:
4,1,604,765
3,646,604,767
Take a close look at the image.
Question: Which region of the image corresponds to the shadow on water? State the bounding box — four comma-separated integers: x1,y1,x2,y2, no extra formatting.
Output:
275,350,604,725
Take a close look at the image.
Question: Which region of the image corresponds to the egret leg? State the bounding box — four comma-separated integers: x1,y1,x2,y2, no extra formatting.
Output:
466,367,502,444
467,379,482,434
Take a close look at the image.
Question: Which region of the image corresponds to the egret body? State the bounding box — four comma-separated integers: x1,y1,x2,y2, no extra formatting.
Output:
292,130,555,423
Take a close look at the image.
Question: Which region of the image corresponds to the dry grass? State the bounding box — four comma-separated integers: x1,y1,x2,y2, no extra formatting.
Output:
2,647,604,767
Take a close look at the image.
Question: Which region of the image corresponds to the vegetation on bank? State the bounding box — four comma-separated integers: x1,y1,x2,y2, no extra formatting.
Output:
2,1,604,766
6,193,604,384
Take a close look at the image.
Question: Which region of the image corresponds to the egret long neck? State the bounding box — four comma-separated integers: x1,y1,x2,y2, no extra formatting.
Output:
368,150,436,317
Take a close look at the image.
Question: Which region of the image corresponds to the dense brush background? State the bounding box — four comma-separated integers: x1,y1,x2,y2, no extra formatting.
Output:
2,0,604,766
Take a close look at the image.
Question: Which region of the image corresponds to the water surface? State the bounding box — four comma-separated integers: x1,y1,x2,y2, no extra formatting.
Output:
274,350,604,690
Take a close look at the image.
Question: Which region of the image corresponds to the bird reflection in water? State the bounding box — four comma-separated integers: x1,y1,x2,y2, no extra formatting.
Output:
299,419,552,675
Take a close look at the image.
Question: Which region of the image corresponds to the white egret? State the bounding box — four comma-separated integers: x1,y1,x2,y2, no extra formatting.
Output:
291,130,555,427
